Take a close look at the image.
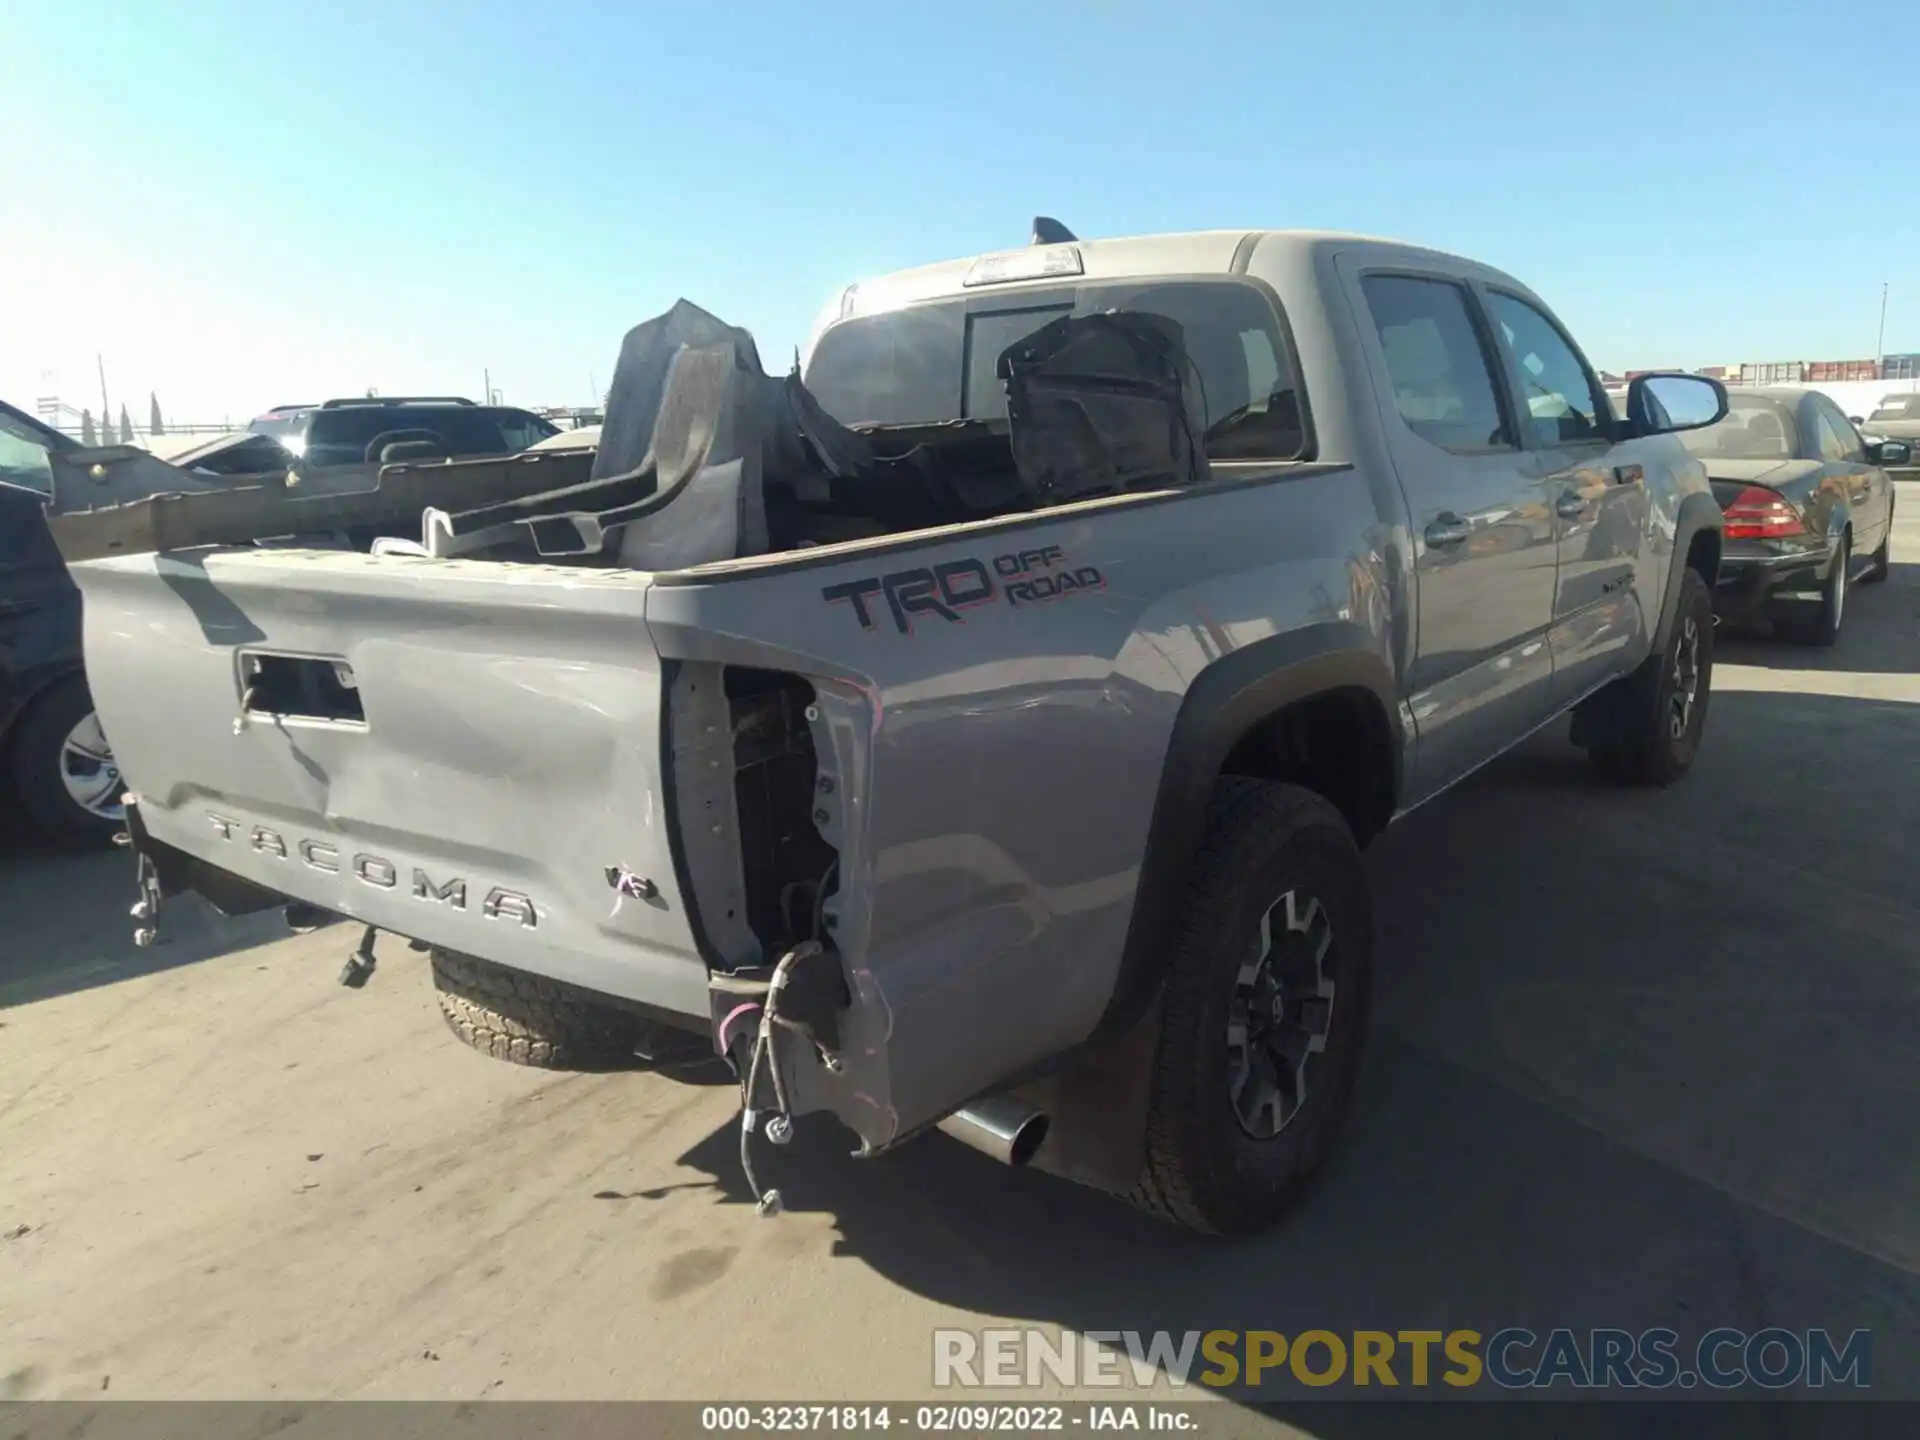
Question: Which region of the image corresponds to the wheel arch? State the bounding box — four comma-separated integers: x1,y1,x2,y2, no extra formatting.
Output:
2,659,89,765
1096,626,1402,1039
1653,493,1724,654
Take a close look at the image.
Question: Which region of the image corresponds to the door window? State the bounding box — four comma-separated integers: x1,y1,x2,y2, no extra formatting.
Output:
1813,401,1863,463
0,411,57,496
1359,275,1513,454
1485,292,1609,448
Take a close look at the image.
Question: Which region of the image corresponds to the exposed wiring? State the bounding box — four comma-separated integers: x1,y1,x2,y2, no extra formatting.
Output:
810,859,839,943
735,941,821,1217
738,1034,775,1215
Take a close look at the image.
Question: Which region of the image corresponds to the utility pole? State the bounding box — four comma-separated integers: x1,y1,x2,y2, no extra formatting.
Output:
97,354,111,434
1876,283,1888,371
484,368,491,406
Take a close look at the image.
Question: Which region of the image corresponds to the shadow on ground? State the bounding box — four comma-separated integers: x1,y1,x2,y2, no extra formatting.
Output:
669,679,1920,1423
0,822,290,1009
1712,546,1918,675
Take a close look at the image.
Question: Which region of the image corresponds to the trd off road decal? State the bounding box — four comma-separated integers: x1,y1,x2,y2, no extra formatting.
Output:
821,545,1106,635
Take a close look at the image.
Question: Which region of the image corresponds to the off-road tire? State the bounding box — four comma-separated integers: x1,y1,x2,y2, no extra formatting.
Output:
1129,778,1374,1236
430,948,642,1070
1780,536,1847,647
1587,567,1715,786
1860,512,1891,584
8,675,122,844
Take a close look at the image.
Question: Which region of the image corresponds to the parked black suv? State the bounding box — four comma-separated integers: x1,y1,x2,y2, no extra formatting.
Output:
247,396,559,468
0,400,120,842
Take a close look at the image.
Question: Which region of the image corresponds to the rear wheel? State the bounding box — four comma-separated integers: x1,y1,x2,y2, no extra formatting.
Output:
430,949,645,1070
1587,567,1714,786
1129,779,1374,1235
8,676,124,844
1780,536,1847,646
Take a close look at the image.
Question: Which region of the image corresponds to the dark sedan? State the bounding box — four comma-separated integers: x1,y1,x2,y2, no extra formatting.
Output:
1684,387,1907,645
0,399,122,841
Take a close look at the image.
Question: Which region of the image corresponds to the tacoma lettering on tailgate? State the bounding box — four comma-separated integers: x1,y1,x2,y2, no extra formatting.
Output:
207,813,538,927
821,544,1107,635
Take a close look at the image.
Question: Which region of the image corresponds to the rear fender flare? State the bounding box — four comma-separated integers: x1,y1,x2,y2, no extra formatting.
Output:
1098,625,1401,1039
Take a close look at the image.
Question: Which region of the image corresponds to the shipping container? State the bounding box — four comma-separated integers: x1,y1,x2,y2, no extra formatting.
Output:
1882,353,1920,381
1740,361,1806,385
1807,359,1880,382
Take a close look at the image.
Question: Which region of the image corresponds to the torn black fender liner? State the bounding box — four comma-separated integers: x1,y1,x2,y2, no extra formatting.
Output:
436,334,749,560
593,298,767,483
998,311,1210,505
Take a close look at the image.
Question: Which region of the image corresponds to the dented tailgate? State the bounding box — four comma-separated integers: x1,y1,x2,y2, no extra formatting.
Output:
74,547,713,1019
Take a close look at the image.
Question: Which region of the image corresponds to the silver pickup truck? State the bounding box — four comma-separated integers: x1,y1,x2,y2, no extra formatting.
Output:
49,225,1729,1235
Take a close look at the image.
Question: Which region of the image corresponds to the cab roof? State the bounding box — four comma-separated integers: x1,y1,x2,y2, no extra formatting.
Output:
834,227,1475,322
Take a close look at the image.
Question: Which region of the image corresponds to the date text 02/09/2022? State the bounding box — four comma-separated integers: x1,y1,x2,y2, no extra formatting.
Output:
700,1403,1196,1432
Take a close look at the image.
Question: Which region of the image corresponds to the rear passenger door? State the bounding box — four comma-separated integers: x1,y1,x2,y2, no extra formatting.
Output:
1813,398,1888,561
1481,291,1648,709
1347,267,1558,803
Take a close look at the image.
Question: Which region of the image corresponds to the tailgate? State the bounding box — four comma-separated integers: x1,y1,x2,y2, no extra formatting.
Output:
72,547,712,1019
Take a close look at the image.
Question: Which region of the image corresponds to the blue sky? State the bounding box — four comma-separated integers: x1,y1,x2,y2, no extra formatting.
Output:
3,0,1915,423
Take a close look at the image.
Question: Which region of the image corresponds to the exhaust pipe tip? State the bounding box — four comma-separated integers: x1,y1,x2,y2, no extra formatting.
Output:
937,1096,1050,1168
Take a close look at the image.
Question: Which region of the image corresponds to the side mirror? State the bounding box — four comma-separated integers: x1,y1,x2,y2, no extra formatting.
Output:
1870,438,1912,467
1625,373,1729,436
1848,415,1865,426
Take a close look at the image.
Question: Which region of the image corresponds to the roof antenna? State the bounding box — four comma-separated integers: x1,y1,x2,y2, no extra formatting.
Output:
1030,216,1077,246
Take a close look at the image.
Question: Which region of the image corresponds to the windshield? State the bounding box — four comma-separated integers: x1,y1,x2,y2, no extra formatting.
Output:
804,279,1308,460
1677,394,1800,461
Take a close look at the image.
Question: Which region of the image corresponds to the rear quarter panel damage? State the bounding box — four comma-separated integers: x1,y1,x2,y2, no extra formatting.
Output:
648,467,1399,1146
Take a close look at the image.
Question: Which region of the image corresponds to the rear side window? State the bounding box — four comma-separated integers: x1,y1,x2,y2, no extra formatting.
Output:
1485,292,1609,447
806,280,1307,460
1813,402,1861,463
1360,275,1511,454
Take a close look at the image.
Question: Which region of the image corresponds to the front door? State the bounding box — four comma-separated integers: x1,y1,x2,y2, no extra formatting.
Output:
1480,290,1649,708
1345,267,1559,803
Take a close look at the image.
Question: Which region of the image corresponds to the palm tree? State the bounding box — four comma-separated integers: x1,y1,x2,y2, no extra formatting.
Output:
81,409,97,446
118,404,134,443
149,392,165,435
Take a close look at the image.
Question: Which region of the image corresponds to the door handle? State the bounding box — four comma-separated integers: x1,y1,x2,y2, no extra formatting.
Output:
1556,491,1590,519
1424,514,1470,548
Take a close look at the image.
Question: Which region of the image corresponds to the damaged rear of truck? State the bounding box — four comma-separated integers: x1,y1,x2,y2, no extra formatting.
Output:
53,230,1411,1234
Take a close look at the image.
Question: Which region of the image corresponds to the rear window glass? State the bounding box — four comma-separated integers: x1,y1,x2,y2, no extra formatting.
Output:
301,407,552,467
805,280,1307,460
1869,398,1919,421
247,413,308,439
1677,394,1801,461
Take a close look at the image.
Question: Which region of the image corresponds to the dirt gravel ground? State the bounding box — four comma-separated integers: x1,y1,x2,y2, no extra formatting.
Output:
4,489,1919,1427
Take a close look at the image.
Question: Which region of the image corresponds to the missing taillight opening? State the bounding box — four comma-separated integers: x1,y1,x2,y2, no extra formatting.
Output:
1720,486,1806,540
726,668,839,956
